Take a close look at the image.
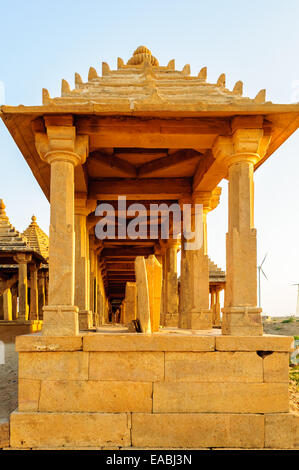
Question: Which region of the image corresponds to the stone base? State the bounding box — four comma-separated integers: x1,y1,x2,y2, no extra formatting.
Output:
79,310,93,331
163,313,178,327
93,311,101,328
0,419,9,449
9,330,297,449
8,411,298,449
124,322,137,332
42,305,79,336
189,309,212,329
222,307,263,336
0,320,42,343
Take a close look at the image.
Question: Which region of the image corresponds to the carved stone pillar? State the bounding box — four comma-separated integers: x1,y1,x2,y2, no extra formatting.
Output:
0,291,3,320
29,263,39,320
3,288,12,321
210,287,216,323
178,224,189,329
89,236,97,325
215,287,221,327
213,117,270,336
11,285,18,320
164,240,179,327
75,198,95,330
35,120,88,336
38,271,46,319
97,281,103,327
14,253,31,321
179,189,221,329
96,278,101,327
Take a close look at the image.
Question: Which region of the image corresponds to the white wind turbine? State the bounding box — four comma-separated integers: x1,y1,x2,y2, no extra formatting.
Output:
258,253,268,308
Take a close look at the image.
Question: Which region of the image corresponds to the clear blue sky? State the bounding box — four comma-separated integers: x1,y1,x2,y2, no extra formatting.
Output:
1,0,299,315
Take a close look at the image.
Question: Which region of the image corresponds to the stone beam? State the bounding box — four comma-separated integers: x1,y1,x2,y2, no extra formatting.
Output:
138,150,202,177
76,116,231,150
88,152,137,178
88,178,192,200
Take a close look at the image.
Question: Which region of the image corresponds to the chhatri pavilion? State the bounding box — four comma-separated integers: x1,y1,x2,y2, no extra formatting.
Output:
0,203,48,340
0,46,298,449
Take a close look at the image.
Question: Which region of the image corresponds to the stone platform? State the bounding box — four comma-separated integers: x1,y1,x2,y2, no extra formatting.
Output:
0,320,42,343
7,328,299,449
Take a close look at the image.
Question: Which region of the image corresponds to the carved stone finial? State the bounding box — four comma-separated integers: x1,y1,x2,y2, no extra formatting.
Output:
254,89,266,104
182,64,190,75
117,57,124,69
167,59,175,70
75,73,83,86
31,215,37,224
127,46,159,66
233,80,243,95
61,79,71,95
217,73,226,87
102,62,110,76
0,199,7,219
88,67,99,81
42,88,50,104
198,67,207,80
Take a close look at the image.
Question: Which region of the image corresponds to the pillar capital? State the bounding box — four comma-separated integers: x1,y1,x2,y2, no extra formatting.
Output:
231,128,264,165
75,197,97,216
192,187,221,213
165,239,181,249
35,125,89,167
213,119,271,168
28,261,41,272
89,235,103,253
178,195,192,208
13,253,32,264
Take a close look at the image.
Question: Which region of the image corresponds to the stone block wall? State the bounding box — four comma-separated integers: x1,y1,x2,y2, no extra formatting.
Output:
9,333,298,449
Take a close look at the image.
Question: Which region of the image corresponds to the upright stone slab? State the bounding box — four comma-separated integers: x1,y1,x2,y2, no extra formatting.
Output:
134,256,151,333
124,282,137,324
145,255,162,332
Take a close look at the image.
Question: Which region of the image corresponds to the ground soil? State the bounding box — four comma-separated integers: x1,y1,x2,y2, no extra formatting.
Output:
263,316,299,337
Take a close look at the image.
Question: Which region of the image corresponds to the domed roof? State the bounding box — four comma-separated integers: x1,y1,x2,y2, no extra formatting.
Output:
40,46,267,109
0,199,28,251
127,46,159,66
22,215,49,260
